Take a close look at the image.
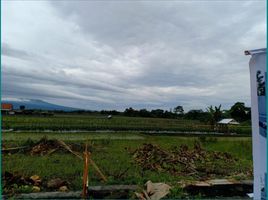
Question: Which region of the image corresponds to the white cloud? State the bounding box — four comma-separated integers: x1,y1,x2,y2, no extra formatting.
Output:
2,0,266,111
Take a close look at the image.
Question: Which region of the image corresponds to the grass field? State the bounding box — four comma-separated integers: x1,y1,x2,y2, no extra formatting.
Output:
2,114,251,134
2,114,253,198
2,131,253,198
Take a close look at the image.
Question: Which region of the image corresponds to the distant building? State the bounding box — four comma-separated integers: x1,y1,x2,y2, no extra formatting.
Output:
217,118,239,134
217,118,240,125
1,103,13,115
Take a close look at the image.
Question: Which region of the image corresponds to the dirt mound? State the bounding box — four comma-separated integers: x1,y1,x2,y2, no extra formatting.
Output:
30,138,61,156
132,142,238,178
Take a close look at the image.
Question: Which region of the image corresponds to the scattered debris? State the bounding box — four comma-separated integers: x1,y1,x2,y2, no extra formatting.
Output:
132,142,240,178
3,172,42,195
3,171,29,186
3,171,71,196
30,138,69,156
135,181,171,200
2,137,85,156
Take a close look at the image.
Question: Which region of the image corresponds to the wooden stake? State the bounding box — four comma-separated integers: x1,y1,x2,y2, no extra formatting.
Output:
82,144,90,198
57,139,107,185
89,159,107,182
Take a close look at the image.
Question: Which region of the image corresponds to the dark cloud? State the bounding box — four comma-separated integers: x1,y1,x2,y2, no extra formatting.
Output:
2,0,265,111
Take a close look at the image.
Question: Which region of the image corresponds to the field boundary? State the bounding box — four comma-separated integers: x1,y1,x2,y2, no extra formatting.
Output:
2,129,252,137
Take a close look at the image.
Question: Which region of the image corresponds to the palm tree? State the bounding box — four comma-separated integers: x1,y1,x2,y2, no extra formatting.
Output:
206,105,222,129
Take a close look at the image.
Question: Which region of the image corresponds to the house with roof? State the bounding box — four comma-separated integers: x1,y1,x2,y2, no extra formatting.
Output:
1,103,14,115
217,118,239,134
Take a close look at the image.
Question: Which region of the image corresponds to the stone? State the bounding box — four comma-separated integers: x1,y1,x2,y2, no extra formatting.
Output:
47,178,66,189
59,186,68,192
32,186,41,192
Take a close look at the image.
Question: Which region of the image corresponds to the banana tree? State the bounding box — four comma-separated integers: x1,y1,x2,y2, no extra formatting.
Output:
206,105,222,130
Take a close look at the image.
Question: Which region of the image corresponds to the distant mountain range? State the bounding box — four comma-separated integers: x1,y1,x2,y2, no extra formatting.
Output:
1,98,79,111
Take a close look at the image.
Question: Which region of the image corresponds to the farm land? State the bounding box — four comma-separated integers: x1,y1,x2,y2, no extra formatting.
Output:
2,114,253,198
2,114,251,134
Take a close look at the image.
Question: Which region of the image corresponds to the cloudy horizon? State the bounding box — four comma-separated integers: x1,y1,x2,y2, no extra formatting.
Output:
2,1,266,111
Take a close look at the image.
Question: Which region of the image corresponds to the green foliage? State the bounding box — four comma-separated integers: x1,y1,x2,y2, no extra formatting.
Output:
123,107,178,118
184,109,210,122
173,105,184,115
11,184,33,194
2,114,251,134
198,135,207,143
197,136,218,145
1,115,204,132
206,105,222,127
229,102,251,122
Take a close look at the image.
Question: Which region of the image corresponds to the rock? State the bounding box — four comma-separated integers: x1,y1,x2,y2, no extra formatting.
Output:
32,186,41,192
30,175,41,186
47,178,67,189
59,186,68,192
30,175,40,180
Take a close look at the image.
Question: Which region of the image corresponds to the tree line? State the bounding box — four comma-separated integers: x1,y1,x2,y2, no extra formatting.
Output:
98,102,251,123
61,102,250,124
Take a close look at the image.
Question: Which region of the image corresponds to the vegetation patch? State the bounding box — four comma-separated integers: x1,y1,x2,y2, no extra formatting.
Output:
2,114,251,134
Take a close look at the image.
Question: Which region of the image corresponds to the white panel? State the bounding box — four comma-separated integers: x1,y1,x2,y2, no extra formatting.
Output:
249,51,266,200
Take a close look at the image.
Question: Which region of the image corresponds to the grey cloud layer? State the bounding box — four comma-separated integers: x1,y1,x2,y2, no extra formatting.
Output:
2,1,266,111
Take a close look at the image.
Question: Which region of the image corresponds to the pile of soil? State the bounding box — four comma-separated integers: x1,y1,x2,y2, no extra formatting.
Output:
30,138,62,156
132,142,240,178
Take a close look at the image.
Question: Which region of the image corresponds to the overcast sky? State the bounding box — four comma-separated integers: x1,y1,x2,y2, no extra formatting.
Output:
2,0,266,111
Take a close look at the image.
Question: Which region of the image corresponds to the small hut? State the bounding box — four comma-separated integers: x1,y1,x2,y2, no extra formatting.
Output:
217,118,239,134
